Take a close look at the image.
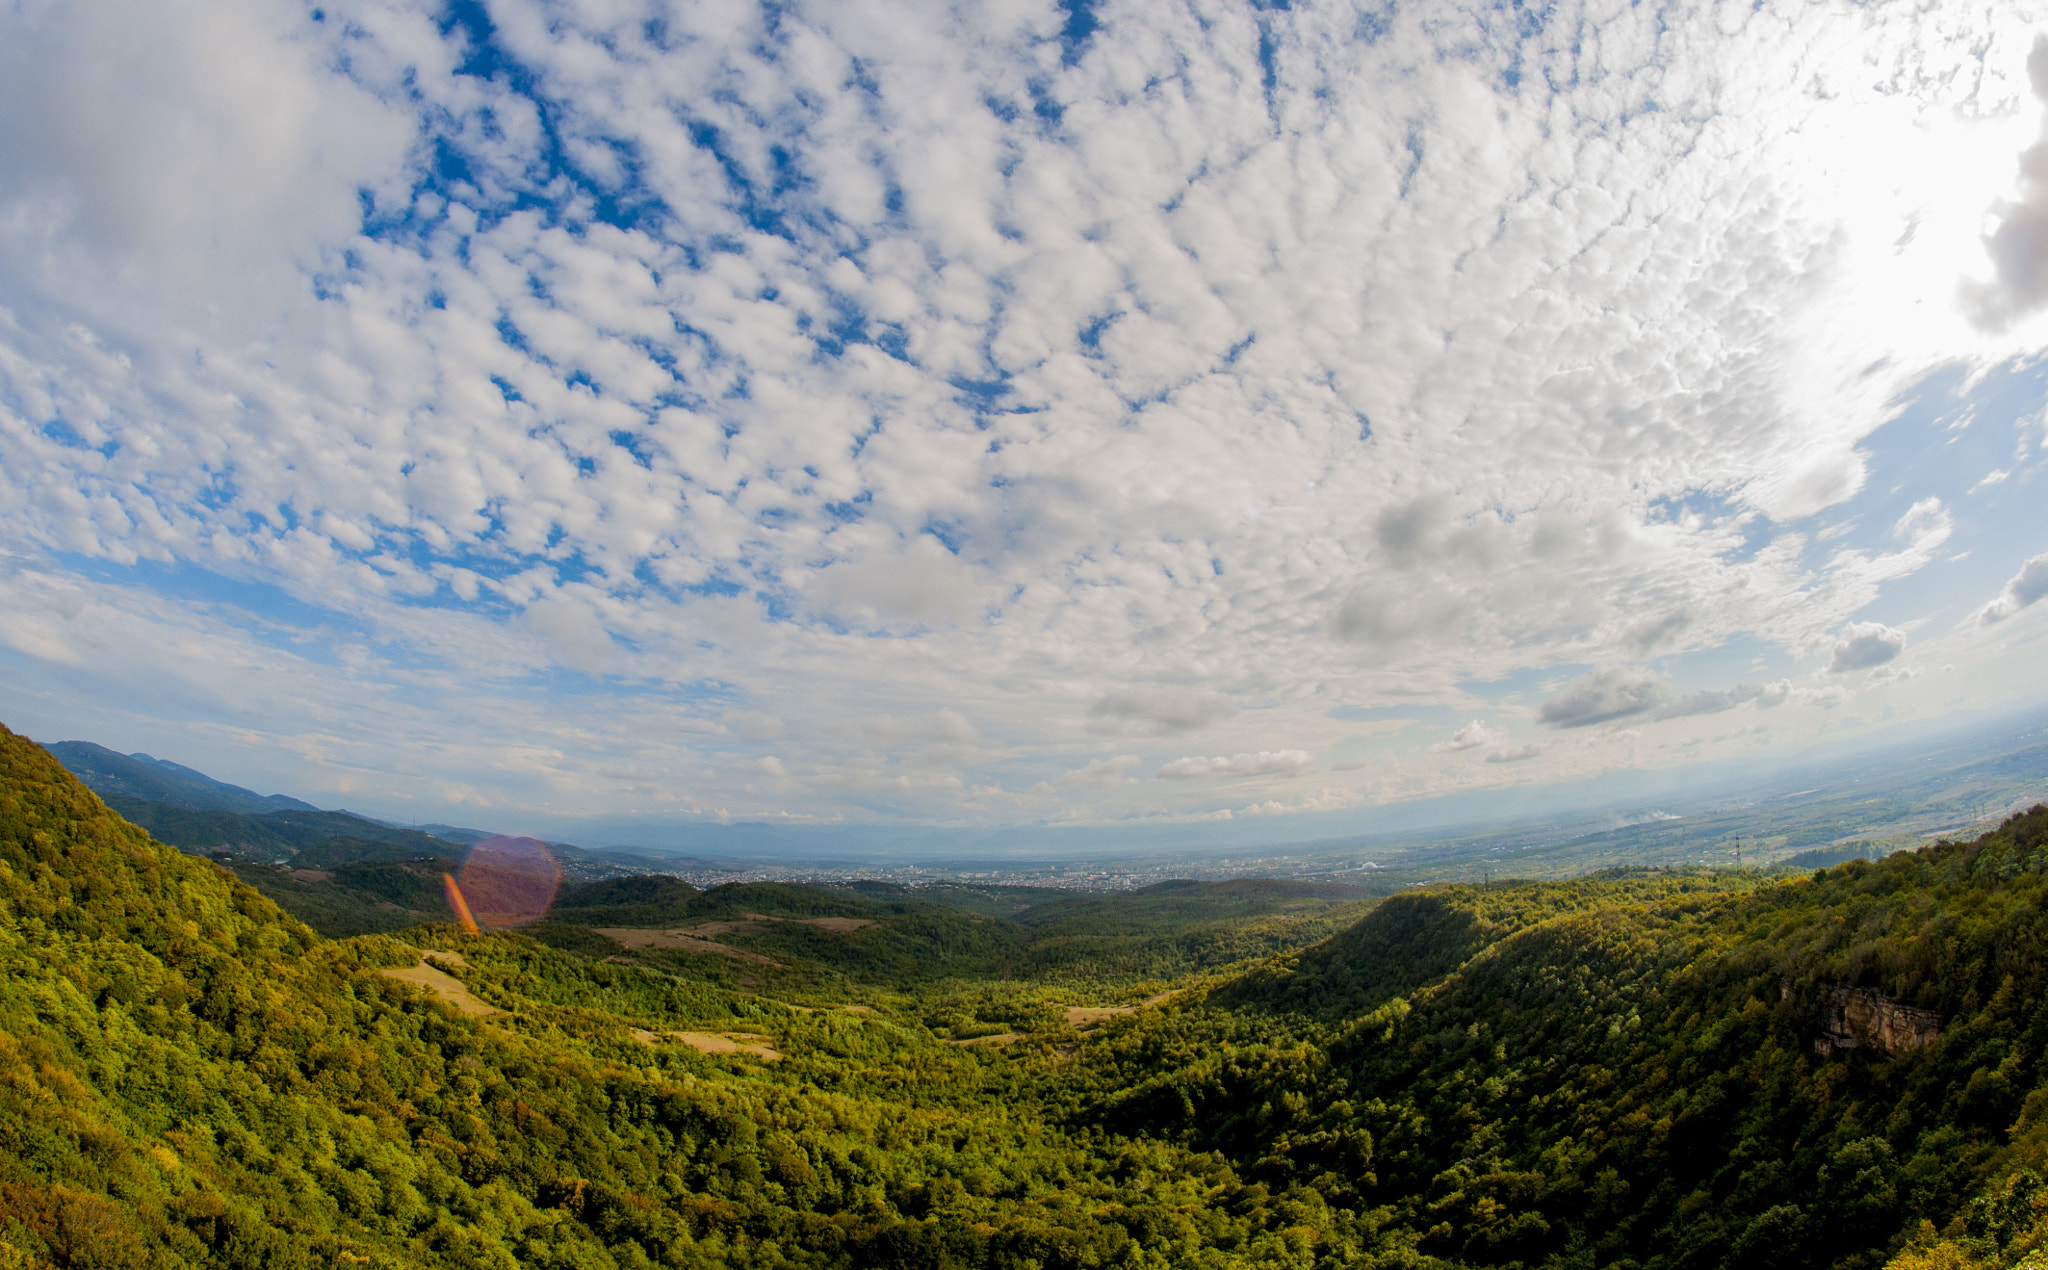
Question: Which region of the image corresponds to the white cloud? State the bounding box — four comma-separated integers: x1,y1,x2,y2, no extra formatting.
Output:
1049,754,1141,786
1434,719,1540,764
1754,681,1794,710
1539,667,1674,729
1087,688,1236,736
3,0,2046,825
1657,682,1791,720
1434,720,1499,752
934,709,980,745
1979,553,2048,624
0,0,412,304
726,711,785,741
805,536,984,629
1892,498,1952,547
1828,622,1908,673
1157,750,1313,781
857,710,981,746
1535,666,1822,732
520,597,618,676
1972,467,2013,492
1965,36,2048,331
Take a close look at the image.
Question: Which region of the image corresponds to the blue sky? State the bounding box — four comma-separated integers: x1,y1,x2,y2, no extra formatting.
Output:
4,0,2048,835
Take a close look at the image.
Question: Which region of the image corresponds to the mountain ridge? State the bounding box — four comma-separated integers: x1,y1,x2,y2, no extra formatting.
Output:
41,740,321,816
9,716,2048,1270
0,719,1370,1267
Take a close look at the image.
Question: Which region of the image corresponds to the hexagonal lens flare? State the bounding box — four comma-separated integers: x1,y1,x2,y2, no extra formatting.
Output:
450,835,560,929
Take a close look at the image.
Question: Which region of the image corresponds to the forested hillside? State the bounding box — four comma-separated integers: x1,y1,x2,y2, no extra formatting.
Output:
7,717,2048,1269
39,741,320,815
0,723,1383,1268
1080,809,2048,1270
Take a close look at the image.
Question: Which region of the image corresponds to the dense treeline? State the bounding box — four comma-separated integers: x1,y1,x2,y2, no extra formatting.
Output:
1211,871,1762,1022
0,723,1388,1268
10,715,2048,1270
1078,808,2048,1270
99,795,463,866
531,873,1369,995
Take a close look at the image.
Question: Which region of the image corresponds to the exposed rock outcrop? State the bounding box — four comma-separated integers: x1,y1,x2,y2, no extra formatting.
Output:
1813,985,1939,1056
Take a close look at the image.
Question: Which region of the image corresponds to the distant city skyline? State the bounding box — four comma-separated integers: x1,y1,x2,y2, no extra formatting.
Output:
6,0,2048,832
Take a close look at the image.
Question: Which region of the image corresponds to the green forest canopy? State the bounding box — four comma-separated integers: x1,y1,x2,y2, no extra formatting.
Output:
6,719,2048,1270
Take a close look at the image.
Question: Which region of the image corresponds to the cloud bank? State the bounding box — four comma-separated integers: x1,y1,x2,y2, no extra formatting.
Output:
1158,751,1314,781
1829,624,1909,674
1968,37,2048,330
2,0,2046,824
1539,668,1673,730
1980,553,2048,624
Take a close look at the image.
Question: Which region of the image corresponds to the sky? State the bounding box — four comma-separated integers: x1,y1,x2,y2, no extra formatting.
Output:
5,0,2048,839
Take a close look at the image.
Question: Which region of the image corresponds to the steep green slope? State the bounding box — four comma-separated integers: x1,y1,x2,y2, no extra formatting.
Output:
549,873,702,924
839,880,1074,918
546,878,1037,989
88,793,470,936
1214,870,1761,1021
995,879,1375,987
1084,811,2048,1270
536,875,1366,994
216,857,456,937
23,708,2048,1270
98,795,463,864
1010,879,1374,933
97,797,686,938
0,722,1370,1268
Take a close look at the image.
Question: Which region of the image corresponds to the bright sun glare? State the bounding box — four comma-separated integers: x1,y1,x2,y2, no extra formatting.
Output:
1816,57,2044,366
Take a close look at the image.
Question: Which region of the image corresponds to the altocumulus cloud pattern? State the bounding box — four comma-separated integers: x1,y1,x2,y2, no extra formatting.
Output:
4,0,2048,826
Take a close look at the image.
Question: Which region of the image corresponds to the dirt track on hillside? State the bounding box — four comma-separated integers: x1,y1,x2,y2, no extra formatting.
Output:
1064,990,1183,1030
379,953,501,1016
631,1029,781,1060
594,912,876,964
595,928,783,964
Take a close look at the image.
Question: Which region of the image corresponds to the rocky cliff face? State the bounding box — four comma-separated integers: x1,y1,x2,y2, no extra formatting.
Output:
1815,985,1939,1056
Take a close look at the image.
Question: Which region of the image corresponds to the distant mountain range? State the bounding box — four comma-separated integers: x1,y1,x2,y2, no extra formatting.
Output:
38,705,2048,889
41,739,536,850
9,715,2048,1268
35,737,700,935
41,740,324,816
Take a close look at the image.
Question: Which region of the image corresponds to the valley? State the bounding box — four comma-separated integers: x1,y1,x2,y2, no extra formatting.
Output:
7,720,2048,1269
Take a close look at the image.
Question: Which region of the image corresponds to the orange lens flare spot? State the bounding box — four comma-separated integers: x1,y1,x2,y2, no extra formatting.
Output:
441,873,479,936
457,835,561,928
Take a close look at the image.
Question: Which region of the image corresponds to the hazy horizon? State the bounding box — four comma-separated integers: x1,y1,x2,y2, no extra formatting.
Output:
30,696,2048,873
